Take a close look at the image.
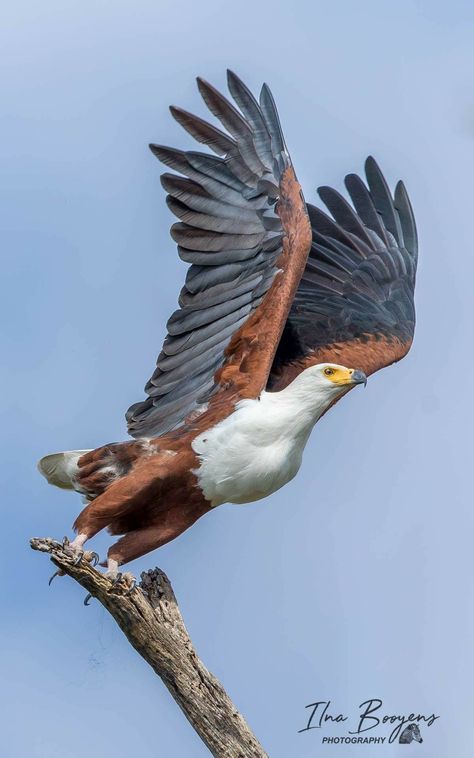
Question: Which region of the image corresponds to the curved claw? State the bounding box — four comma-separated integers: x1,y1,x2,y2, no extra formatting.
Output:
124,580,136,596
62,536,70,548
83,593,93,606
88,552,100,567
73,551,84,566
48,569,64,586
109,572,123,589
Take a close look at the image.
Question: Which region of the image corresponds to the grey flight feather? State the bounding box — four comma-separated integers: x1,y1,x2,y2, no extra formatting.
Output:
126,74,292,438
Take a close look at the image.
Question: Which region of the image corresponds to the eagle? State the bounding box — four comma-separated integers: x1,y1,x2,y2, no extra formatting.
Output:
38,71,417,587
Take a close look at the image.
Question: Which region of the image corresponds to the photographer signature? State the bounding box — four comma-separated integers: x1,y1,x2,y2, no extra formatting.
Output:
298,698,439,743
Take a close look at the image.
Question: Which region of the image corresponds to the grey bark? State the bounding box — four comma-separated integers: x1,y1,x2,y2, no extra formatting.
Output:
30,537,268,758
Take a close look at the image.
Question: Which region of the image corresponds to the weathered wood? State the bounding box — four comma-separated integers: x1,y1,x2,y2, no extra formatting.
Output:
30,537,268,758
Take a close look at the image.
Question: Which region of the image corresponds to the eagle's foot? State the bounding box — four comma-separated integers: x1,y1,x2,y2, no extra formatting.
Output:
121,573,137,595
106,560,136,596
83,568,135,607
61,533,89,560
75,550,100,567
108,571,136,595
83,570,136,607
49,535,98,586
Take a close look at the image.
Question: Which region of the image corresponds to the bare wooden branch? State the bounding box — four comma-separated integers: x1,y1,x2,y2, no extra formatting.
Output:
30,537,268,758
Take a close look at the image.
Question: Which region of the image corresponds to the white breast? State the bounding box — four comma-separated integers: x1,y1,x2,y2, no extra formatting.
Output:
192,392,317,507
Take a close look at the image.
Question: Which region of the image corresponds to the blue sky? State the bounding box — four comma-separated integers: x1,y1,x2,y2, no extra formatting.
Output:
2,1,474,755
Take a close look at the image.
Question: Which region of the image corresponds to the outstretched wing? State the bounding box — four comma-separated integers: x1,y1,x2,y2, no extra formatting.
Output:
126,71,311,438
268,157,417,389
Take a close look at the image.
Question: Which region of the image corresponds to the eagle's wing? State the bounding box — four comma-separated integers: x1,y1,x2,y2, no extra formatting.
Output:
126,72,311,438
268,157,417,389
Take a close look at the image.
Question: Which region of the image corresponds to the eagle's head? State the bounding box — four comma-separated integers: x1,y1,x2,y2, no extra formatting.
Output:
316,363,367,388
286,362,367,412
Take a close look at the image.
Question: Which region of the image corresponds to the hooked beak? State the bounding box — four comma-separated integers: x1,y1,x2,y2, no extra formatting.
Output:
350,369,367,387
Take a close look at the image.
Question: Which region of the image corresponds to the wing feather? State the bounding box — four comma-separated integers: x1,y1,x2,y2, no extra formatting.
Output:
126,72,311,438
268,157,417,388
364,156,405,247
169,106,235,155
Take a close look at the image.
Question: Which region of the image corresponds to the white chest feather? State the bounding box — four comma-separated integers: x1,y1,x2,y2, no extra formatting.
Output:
192,387,326,508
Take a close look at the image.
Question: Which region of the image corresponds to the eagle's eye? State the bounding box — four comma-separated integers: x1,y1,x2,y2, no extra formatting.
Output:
324,367,335,376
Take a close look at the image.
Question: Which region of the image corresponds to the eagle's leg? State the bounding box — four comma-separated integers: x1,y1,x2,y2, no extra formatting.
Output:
105,499,212,570
73,482,159,599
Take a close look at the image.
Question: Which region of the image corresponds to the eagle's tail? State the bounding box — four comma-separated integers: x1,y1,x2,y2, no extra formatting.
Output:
37,450,92,490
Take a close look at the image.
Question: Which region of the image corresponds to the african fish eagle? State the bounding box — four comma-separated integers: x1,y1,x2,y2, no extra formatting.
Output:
38,71,417,586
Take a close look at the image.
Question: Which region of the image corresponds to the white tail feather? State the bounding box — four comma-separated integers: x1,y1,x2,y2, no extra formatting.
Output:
37,450,92,490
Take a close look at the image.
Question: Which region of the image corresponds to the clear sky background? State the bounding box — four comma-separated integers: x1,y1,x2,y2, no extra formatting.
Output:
1,1,473,756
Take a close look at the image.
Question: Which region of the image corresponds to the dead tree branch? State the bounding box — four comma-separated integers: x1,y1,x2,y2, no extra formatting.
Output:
30,537,268,758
